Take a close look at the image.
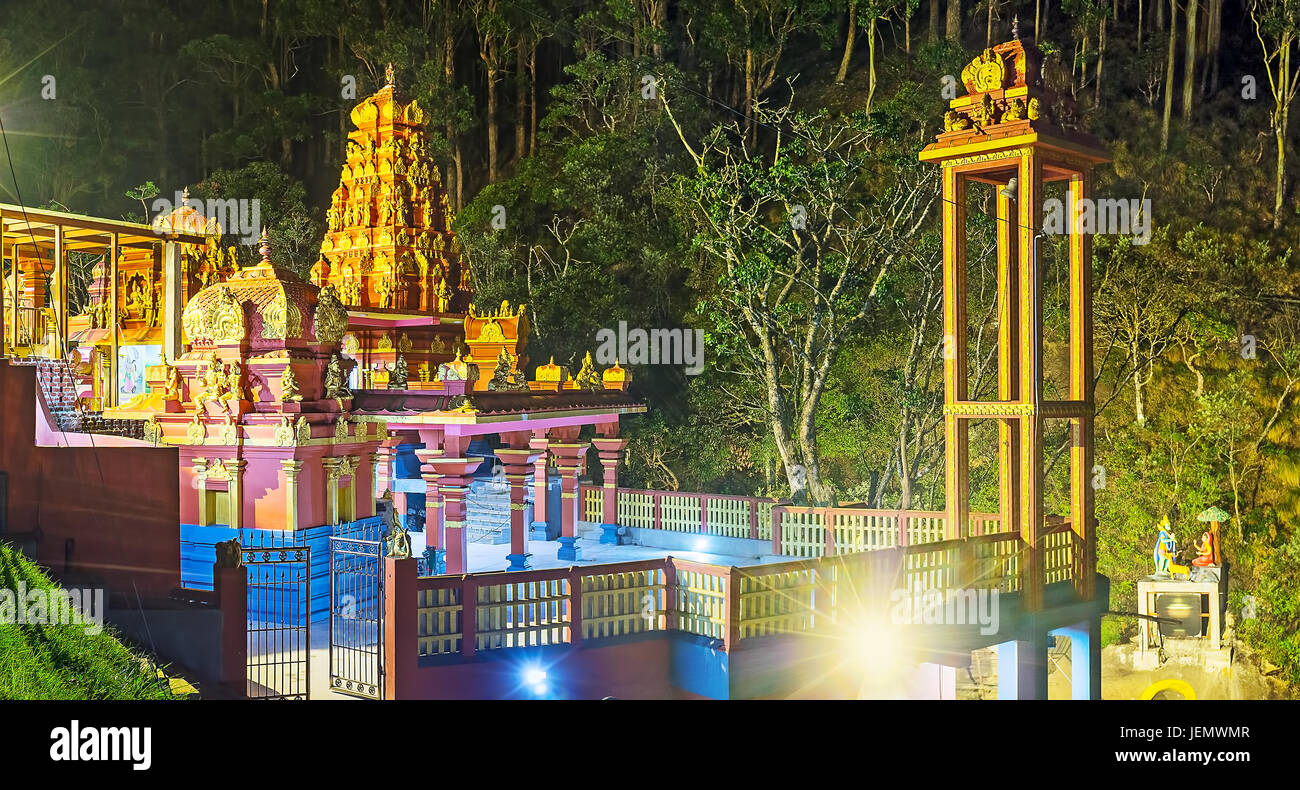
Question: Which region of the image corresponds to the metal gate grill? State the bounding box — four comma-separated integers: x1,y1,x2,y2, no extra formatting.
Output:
244,534,310,700
330,522,385,699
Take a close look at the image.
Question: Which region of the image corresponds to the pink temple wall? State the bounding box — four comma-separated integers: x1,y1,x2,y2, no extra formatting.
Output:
1,363,180,599
178,441,378,532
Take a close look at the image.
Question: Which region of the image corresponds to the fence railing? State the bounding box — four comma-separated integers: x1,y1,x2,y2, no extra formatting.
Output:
581,486,784,541
408,524,1074,661
579,485,1011,558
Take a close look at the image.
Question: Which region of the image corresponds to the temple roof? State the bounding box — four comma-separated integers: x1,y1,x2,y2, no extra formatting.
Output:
351,388,646,421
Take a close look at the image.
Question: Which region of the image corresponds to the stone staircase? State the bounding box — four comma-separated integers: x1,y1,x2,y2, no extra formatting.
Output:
11,356,145,440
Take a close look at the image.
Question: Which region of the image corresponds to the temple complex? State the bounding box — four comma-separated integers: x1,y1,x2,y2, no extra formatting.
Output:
1,69,645,594
0,41,1116,701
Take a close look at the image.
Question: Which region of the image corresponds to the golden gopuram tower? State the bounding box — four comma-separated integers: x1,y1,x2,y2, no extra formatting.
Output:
313,64,513,390
920,35,1109,611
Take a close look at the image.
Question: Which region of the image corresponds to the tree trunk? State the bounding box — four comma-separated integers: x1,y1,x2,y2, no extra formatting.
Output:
1138,0,1144,51
1206,0,1221,94
744,49,755,145
866,19,879,115
1161,0,1177,151
515,39,527,163
1096,14,1107,107
947,0,961,43
1275,91,1288,229
931,0,941,44
986,0,994,47
1182,0,1198,122
529,42,538,155
836,4,857,84
486,50,499,184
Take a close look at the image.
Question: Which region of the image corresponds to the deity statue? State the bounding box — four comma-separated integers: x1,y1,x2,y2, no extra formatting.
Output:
324,353,352,400
575,351,602,391
194,356,226,412
376,275,394,309
223,359,249,403
281,366,303,402
1192,531,1217,568
1152,516,1190,578
390,355,408,389
327,198,343,232
487,348,529,391
163,364,183,402
385,524,412,559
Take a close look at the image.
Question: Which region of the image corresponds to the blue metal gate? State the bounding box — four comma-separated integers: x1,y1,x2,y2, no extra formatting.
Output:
329,520,385,699
243,533,310,700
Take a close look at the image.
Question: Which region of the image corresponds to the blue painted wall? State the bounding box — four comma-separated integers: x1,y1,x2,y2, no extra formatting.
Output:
180,518,383,622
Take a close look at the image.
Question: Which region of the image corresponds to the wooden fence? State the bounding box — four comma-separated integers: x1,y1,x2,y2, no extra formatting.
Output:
579,485,1008,557
407,526,1080,661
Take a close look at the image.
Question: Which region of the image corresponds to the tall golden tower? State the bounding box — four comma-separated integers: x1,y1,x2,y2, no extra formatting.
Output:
314,64,468,316
919,37,1109,610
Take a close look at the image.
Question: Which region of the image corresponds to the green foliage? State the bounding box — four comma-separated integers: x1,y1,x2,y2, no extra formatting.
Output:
0,544,180,700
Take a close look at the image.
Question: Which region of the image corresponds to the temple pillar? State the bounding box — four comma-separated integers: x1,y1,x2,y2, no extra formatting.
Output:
549,441,590,562
1051,620,1101,700
592,437,629,545
415,443,446,575
426,456,480,574
323,457,342,525
374,443,397,497
162,240,182,363
996,631,1048,700
282,459,304,531
227,459,247,531
497,431,540,571
529,434,552,540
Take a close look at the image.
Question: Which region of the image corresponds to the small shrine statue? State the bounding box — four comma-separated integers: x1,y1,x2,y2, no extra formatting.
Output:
1192,530,1217,568
281,366,303,402
487,348,528,391
195,356,224,412
324,353,352,400
390,355,409,389
163,364,183,403
575,351,602,391
1153,516,1190,578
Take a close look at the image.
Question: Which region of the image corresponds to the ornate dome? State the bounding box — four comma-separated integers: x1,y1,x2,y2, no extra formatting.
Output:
181,233,347,351
151,187,222,238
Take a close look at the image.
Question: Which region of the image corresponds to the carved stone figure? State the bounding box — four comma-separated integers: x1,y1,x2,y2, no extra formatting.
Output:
281,366,303,402
324,353,352,400
390,355,408,389
214,539,243,569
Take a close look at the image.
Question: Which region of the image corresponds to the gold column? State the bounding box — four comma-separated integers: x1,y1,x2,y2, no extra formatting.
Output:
53,225,64,359
108,232,119,406
1017,151,1045,612
282,459,304,531
997,187,1022,538
942,165,970,541
227,458,247,531
1069,169,1096,599
323,457,342,525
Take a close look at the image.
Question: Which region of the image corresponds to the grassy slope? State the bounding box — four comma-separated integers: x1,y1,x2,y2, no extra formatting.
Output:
0,543,179,700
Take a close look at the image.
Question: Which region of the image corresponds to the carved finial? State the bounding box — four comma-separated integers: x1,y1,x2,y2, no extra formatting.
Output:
1012,15,1020,40
385,62,395,87
182,186,190,202
258,227,271,264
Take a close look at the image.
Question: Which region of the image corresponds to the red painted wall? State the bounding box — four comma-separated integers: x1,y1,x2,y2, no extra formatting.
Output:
0,363,180,599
